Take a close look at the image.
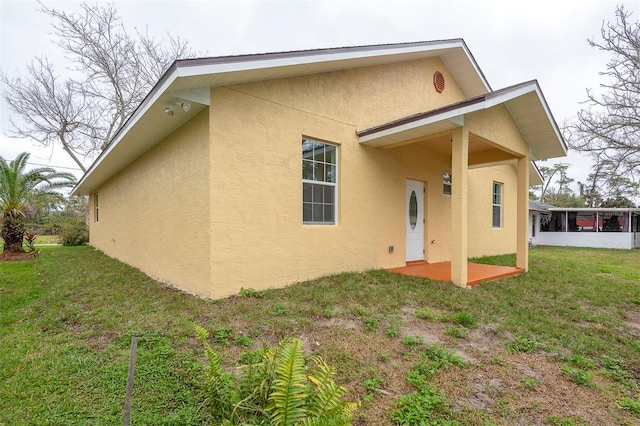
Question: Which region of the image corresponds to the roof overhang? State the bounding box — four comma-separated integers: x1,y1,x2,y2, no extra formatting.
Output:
530,162,544,186
357,80,567,162
72,39,491,195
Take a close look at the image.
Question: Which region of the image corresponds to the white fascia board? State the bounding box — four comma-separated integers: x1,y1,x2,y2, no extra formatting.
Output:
485,82,537,108
359,113,467,144
175,41,467,79
359,105,477,144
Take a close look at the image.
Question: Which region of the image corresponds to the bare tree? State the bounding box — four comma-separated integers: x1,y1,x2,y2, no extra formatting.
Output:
1,1,200,172
566,5,640,197
2,57,92,172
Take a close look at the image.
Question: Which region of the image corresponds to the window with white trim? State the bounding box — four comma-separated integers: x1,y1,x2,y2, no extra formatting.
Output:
492,182,502,228
443,172,451,195
94,192,99,223
302,138,337,225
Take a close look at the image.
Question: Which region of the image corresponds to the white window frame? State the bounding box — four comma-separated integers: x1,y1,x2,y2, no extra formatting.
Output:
94,192,99,223
492,182,502,229
302,138,338,225
443,172,451,196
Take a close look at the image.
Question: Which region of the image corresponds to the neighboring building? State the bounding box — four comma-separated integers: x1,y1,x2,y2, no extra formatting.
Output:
72,40,567,298
530,202,640,249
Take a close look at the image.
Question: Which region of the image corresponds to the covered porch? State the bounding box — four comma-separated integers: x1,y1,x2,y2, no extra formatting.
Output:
389,261,523,286
359,81,567,287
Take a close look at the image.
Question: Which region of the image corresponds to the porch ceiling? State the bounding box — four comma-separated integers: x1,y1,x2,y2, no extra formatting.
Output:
357,80,567,162
403,132,519,166
390,132,543,185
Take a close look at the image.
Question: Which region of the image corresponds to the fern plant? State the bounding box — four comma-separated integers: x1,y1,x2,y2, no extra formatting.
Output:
195,325,357,425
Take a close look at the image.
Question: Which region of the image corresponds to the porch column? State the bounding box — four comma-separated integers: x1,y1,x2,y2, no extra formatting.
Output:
451,127,469,287
516,155,529,272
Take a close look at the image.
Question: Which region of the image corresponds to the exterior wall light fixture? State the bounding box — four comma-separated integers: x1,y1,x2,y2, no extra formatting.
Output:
164,99,191,116
174,100,191,112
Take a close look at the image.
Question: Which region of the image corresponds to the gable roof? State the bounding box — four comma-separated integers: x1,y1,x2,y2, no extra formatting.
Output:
357,80,567,161
72,39,491,195
168,39,491,98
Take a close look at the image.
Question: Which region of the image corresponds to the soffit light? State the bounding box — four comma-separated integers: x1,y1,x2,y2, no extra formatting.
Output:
164,99,191,116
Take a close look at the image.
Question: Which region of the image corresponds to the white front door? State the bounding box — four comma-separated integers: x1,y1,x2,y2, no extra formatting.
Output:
406,179,425,262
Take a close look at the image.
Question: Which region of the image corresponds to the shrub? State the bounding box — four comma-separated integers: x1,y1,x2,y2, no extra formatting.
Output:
24,231,38,252
60,220,89,246
196,325,357,425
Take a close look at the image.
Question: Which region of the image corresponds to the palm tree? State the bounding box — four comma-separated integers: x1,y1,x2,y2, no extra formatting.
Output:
0,152,76,253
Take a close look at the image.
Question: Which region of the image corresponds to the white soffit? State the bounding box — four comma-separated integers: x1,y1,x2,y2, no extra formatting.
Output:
530,163,543,186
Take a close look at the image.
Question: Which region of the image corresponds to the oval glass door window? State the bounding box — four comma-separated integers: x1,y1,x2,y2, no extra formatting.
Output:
409,191,418,229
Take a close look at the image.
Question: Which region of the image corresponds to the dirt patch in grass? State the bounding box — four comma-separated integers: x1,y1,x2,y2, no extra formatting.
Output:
305,316,637,425
87,332,117,351
623,308,640,337
439,349,629,425
0,251,37,261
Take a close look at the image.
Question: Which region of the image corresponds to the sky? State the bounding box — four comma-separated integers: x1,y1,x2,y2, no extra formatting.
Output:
0,0,635,195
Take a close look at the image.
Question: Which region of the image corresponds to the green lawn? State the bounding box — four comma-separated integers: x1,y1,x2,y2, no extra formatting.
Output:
1,246,638,425
0,234,60,246
31,234,60,245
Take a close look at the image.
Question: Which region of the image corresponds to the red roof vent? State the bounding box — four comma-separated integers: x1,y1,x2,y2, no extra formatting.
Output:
433,71,445,93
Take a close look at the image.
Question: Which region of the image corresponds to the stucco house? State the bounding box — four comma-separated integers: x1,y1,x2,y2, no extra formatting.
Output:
72,40,567,298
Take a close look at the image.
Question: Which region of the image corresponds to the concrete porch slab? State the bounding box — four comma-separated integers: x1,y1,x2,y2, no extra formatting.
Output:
388,261,523,286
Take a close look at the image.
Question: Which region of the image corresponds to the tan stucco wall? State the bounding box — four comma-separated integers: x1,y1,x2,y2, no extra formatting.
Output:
226,58,466,131
89,109,211,295
206,58,477,298
467,106,530,157
467,164,519,257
